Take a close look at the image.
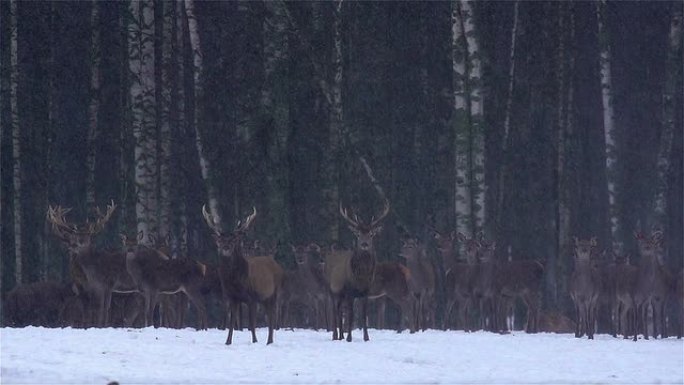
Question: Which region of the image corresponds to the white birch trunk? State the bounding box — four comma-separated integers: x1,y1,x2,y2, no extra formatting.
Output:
460,0,486,234
129,0,156,243
10,0,22,285
452,0,471,238
185,0,222,229
653,6,682,228
596,0,621,251
86,0,101,216
175,0,188,255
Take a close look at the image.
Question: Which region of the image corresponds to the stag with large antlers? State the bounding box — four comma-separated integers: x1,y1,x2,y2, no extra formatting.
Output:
47,201,139,327
203,206,284,345
326,199,390,342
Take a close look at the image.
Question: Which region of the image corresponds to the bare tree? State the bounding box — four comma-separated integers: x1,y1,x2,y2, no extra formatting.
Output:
10,0,22,285
596,0,621,252
86,0,101,216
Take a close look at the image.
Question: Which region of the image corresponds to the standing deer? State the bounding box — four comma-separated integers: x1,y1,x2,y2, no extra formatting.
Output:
634,230,670,340
611,252,638,339
437,230,476,331
497,253,545,333
279,244,328,329
47,202,139,327
472,235,501,332
203,206,284,345
367,260,414,333
121,232,208,329
569,237,601,339
399,236,436,331
326,199,390,342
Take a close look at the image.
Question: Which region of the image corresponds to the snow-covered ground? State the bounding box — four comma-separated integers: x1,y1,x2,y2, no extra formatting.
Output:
1,327,682,384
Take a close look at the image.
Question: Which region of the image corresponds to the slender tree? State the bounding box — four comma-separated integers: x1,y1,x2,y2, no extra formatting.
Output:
86,0,101,216
185,0,223,230
652,4,682,231
596,0,621,252
10,0,22,285
158,0,173,241
451,0,470,239
174,0,188,255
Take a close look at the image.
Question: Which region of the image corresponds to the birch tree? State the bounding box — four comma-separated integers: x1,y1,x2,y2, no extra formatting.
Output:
158,0,173,241
86,0,101,216
10,0,22,285
129,0,157,243
174,0,188,255
652,5,682,230
451,0,470,239
185,0,223,231
596,0,621,252
460,0,486,235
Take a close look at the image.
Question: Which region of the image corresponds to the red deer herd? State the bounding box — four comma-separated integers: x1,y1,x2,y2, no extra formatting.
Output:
1,200,681,346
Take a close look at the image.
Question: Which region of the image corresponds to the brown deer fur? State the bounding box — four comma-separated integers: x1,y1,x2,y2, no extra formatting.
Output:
634,230,670,340
367,261,413,333
326,199,390,342
569,237,601,339
203,206,284,345
122,232,209,330
47,202,139,327
497,258,544,333
399,236,436,331
437,231,476,331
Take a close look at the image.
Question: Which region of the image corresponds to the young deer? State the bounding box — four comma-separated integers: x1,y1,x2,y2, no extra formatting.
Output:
569,237,601,339
611,252,638,339
47,202,139,327
203,206,284,345
279,244,328,329
634,230,670,340
326,199,390,342
399,236,436,331
121,232,208,329
437,230,477,331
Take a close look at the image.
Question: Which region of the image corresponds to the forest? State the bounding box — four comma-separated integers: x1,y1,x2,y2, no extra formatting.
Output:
0,0,682,327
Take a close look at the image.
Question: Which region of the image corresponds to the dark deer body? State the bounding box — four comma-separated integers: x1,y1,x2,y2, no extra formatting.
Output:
203,206,284,345
634,231,670,340
437,231,476,331
122,233,208,329
498,258,544,333
47,202,140,327
3,281,75,327
399,236,436,331
612,253,639,339
280,244,328,329
569,237,601,339
368,261,413,333
473,237,501,332
327,199,390,342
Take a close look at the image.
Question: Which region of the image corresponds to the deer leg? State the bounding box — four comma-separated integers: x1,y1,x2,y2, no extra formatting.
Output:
331,296,339,340
225,301,238,345
247,301,257,343
265,297,276,345
186,290,208,330
362,297,369,341
346,298,354,342
101,289,113,328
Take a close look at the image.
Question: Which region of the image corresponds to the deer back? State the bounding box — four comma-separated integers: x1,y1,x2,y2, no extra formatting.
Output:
247,256,284,301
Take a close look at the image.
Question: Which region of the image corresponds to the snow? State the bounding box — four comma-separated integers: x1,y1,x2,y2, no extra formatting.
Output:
1,327,682,384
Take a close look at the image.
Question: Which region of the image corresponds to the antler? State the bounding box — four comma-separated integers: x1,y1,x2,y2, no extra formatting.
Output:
202,204,222,235
369,198,391,229
236,207,257,232
88,200,116,234
47,205,75,237
339,204,359,229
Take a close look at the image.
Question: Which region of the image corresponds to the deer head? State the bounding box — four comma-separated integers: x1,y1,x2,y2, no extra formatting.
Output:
456,232,481,264
339,199,390,251
399,235,424,261
203,205,257,258
477,238,497,263
573,236,597,262
634,230,664,261
47,201,117,254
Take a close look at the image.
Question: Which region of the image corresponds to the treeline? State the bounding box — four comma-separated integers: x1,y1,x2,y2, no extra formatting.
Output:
0,1,682,321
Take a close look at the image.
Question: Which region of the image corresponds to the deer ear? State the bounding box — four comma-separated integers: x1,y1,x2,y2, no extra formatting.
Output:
290,244,296,253
309,243,321,252
590,237,597,247
374,225,384,235
573,236,579,246
456,232,467,242
634,231,643,240
120,233,127,244
476,232,485,242
652,230,663,243
138,230,144,242
491,241,497,250
450,230,457,240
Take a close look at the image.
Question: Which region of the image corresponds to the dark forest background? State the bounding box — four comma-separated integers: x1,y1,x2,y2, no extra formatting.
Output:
1,0,682,321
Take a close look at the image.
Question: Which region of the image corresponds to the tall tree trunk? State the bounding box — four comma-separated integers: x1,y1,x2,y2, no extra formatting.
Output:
451,0,470,239
652,5,683,230
10,0,22,285
119,1,132,239
596,0,621,252
185,0,223,230
460,0,486,235
555,2,575,310
174,0,188,256
86,0,101,216
262,1,290,241
158,1,173,241
42,1,56,281
496,1,519,236
129,0,157,243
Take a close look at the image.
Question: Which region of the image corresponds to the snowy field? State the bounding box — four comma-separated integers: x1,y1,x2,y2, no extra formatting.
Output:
1,327,682,384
